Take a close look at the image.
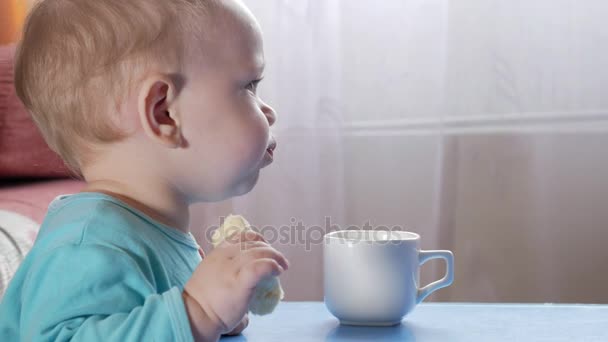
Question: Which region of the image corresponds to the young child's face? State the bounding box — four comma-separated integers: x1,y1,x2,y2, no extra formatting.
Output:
172,1,277,202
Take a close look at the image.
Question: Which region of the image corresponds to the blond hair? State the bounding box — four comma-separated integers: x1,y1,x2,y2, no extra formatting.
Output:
14,0,210,175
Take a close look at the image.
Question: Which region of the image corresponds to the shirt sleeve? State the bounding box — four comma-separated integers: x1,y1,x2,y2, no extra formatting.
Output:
19,243,195,342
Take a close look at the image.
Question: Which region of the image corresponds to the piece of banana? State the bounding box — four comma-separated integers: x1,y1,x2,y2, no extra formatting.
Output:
211,214,285,315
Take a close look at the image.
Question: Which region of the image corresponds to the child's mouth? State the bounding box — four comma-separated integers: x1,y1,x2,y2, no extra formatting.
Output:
266,139,277,158
263,139,277,166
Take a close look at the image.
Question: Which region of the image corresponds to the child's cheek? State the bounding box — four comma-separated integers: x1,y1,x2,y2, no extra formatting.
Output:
233,111,269,155
236,123,268,168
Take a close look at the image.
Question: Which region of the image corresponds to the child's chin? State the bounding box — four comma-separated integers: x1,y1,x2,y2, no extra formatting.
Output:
231,172,260,197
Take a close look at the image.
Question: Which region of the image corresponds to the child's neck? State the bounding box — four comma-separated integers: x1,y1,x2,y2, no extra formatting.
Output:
80,177,191,233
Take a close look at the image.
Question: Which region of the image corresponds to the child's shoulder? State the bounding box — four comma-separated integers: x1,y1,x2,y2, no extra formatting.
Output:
33,192,153,256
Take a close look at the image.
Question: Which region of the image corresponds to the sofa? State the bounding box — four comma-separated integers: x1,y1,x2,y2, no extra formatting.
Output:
0,44,85,297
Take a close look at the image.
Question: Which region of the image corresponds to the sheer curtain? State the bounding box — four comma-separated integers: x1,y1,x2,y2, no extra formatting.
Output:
191,0,608,302
438,0,608,303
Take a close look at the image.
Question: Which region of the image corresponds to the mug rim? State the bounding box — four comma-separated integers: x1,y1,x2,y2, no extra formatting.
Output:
324,230,420,242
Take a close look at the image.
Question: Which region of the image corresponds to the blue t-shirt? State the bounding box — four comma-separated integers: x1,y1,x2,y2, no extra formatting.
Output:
0,192,202,341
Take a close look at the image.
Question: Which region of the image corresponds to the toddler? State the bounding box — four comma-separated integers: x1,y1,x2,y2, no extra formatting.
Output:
0,0,288,341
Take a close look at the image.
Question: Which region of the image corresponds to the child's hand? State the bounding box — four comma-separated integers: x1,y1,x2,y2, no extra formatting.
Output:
183,231,289,340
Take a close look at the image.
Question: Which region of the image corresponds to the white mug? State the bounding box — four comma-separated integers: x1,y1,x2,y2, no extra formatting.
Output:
323,230,454,326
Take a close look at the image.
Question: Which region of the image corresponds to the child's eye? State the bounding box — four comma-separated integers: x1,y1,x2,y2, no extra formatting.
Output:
246,79,262,93
246,82,257,92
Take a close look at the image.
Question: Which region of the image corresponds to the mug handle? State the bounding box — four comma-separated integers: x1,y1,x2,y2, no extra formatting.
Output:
416,250,454,304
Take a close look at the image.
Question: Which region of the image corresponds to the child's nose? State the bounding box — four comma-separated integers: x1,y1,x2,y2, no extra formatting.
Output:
261,100,277,126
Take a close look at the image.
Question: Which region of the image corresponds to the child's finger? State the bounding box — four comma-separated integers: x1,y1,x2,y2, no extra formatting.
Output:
218,240,269,259
239,246,289,271
238,240,270,251
222,230,267,245
237,258,284,289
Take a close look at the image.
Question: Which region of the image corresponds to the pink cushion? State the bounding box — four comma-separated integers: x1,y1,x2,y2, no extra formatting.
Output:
0,44,71,179
0,179,84,223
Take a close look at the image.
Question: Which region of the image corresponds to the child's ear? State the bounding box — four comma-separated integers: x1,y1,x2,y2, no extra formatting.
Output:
138,75,183,148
